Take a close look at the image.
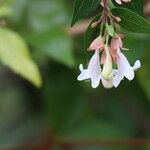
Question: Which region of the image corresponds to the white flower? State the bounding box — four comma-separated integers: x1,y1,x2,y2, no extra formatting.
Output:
77,50,101,88
77,34,141,89
102,45,113,80
113,48,141,87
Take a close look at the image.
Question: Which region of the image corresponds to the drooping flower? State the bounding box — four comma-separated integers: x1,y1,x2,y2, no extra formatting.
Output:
110,34,141,87
77,33,141,89
77,50,101,88
113,49,141,87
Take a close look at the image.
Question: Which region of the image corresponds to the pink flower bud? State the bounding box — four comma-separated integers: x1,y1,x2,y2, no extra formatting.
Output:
88,36,104,51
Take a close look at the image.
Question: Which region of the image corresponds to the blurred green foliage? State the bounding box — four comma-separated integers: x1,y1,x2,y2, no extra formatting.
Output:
0,0,149,150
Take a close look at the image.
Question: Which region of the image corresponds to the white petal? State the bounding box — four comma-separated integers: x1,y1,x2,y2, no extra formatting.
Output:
89,50,101,88
117,51,134,80
91,75,101,88
77,50,101,88
77,68,90,81
79,64,84,71
77,64,90,81
113,60,141,87
88,50,100,73
133,60,141,71
115,0,122,4
112,69,118,75
113,71,124,88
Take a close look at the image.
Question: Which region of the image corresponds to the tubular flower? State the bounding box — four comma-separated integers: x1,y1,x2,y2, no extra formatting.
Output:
77,50,101,88
113,52,141,87
110,34,141,87
77,36,105,88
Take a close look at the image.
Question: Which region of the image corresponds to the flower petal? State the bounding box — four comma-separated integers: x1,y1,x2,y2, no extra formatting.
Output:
77,64,90,80
91,75,101,88
117,50,134,80
89,50,101,88
122,0,131,3
113,71,124,87
89,36,104,50
113,60,141,87
77,50,101,88
101,51,106,64
133,60,141,71
111,34,123,51
115,0,122,5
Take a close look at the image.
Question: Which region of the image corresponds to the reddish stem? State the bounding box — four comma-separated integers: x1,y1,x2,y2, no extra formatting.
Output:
103,0,108,23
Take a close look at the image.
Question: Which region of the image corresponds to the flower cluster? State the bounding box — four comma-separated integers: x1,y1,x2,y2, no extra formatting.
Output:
77,35,141,88
77,0,141,89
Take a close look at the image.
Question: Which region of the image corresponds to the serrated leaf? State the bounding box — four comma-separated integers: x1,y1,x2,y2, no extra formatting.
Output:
71,0,100,26
112,8,150,33
0,28,42,87
113,0,143,16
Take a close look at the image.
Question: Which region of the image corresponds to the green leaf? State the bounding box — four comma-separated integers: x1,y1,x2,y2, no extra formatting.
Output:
112,8,150,33
27,0,68,33
138,50,150,102
0,0,14,6
26,29,75,67
9,0,29,24
0,5,12,17
71,0,100,26
24,0,75,67
113,0,143,16
0,28,42,87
